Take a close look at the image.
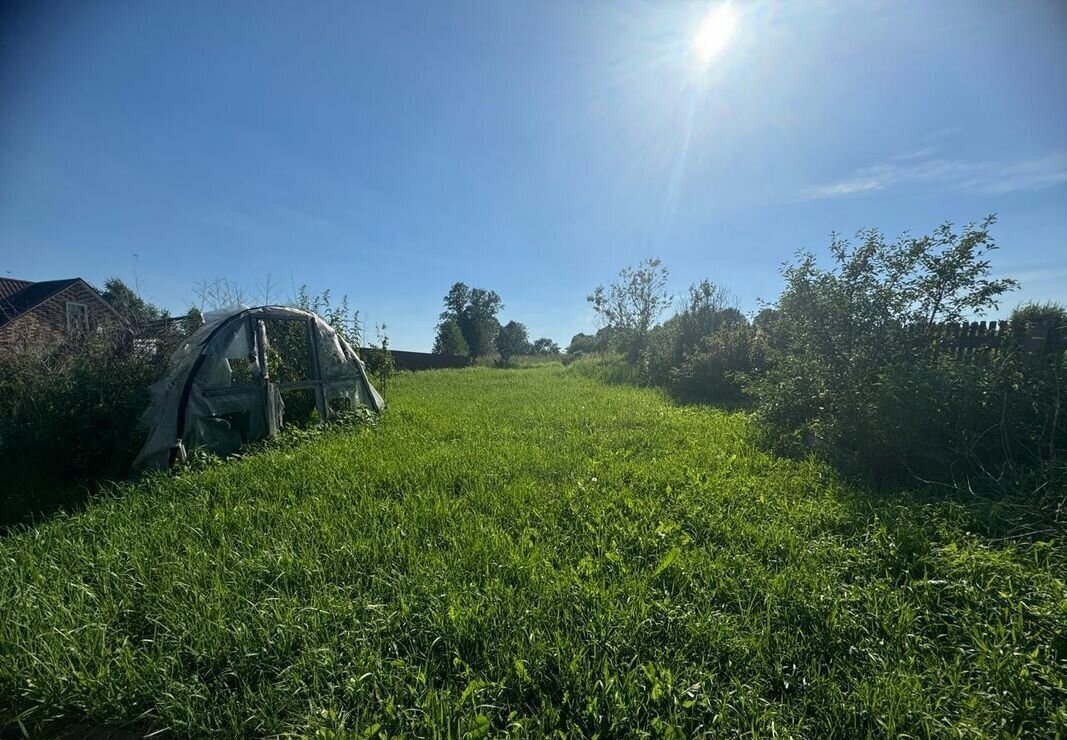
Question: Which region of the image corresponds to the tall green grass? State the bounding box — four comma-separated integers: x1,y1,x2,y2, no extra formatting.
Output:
1,366,1064,737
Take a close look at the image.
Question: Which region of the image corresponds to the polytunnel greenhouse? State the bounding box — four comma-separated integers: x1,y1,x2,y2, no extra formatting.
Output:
132,306,384,472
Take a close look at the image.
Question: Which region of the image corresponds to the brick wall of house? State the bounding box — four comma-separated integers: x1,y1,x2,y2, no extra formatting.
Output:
0,282,118,349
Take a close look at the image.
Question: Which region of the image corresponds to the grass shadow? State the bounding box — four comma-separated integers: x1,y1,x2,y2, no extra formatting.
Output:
0,461,115,533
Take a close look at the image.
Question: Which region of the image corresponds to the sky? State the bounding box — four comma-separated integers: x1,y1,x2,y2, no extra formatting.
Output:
1,0,1064,351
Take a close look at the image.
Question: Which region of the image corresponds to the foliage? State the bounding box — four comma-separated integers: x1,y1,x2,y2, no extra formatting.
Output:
1,365,1063,737
433,318,470,356
362,323,397,389
494,320,530,365
668,323,767,404
98,278,202,340
750,217,1030,482
1010,300,1067,329
0,327,174,523
587,258,672,361
296,285,362,345
640,280,749,395
530,337,560,356
672,280,741,361
98,278,167,328
566,331,603,356
439,282,504,357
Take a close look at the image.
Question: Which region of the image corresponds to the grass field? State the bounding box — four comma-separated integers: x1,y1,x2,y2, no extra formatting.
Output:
1,363,1065,737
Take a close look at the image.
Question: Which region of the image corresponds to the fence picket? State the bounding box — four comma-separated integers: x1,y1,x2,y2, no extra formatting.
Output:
922,318,1064,358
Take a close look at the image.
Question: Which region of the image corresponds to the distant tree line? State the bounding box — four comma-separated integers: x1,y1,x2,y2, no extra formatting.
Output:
572,216,1066,502
432,282,560,364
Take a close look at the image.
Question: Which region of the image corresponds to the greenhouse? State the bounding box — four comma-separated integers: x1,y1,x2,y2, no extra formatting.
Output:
132,305,384,472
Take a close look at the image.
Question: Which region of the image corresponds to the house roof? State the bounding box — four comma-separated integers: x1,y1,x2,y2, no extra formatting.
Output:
0,278,33,301
0,278,97,328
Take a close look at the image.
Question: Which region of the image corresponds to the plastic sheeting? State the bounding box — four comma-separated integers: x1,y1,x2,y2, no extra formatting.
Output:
131,305,384,473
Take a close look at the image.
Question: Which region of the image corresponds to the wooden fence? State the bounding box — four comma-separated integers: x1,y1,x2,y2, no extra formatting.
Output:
928,319,1066,358
360,348,471,372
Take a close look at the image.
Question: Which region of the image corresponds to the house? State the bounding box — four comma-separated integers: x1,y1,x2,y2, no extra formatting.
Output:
0,277,121,350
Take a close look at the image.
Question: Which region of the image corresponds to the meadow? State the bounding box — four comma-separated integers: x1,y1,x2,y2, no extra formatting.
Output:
1,363,1064,737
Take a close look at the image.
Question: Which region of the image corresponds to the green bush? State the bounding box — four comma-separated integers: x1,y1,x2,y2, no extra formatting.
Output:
638,321,679,387
749,218,1065,488
0,329,171,485
638,281,752,401
668,323,767,404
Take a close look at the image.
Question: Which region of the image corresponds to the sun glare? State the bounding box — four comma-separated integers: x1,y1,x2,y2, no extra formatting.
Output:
692,2,738,68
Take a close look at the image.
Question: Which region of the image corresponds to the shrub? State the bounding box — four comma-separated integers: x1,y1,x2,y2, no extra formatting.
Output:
669,323,767,404
639,320,679,387
363,323,398,388
530,337,560,356
638,281,749,398
566,333,598,355
566,328,620,356
0,328,172,484
747,217,1059,486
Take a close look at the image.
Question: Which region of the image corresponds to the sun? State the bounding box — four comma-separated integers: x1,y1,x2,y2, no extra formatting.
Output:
692,2,738,68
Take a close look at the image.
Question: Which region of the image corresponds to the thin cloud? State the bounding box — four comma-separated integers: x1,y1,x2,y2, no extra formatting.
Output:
801,151,1065,200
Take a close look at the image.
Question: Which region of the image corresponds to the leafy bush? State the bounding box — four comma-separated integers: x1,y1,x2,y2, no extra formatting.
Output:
566,328,620,356
363,323,398,388
639,280,749,396
747,217,1063,486
0,329,173,486
668,323,767,404
637,320,679,387
296,285,362,345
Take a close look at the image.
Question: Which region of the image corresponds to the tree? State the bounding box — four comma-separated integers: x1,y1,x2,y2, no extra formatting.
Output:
99,278,166,328
495,321,530,365
433,319,470,355
566,333,598,355
438,282,504,357
531,337,560,355
587,258,672,360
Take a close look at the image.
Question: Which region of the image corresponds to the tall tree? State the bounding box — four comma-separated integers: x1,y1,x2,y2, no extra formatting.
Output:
566,333,597,355
433,319,470,355
531,337,560,355
437,282,503,357
495,321,530,364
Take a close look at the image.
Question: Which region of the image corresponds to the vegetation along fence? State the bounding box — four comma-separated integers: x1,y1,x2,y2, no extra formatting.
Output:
929,319,1066,358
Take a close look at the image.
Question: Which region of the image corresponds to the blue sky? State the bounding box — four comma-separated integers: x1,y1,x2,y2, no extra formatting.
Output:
2,0,1064,350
